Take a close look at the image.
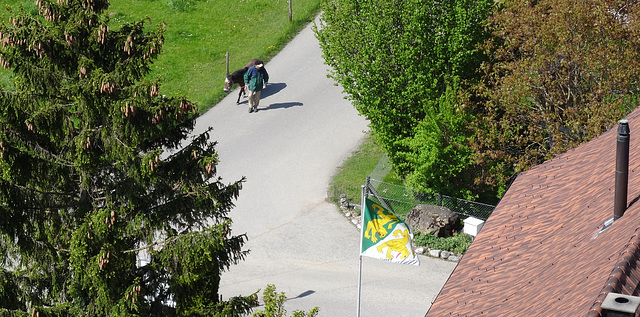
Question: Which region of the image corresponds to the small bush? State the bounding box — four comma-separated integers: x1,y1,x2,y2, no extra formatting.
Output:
414,232,472,255
253,284,319,317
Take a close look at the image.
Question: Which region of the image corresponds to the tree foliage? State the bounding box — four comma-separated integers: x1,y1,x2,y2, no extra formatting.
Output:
0,0,256,315
315,0,494,200
470,0,640,193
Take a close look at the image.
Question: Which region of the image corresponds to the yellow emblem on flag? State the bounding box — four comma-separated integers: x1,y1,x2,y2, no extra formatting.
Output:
361,198,419,266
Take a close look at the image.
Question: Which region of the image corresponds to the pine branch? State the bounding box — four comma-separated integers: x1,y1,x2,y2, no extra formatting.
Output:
3,180,76,198
2,126,76,167
123,235,181,254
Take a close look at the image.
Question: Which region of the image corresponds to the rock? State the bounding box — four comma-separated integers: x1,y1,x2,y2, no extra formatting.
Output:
440,251,451,259
429,249,441,257
447,255,460,262
415,247,425,255
405,204,462,238
340,194,348,207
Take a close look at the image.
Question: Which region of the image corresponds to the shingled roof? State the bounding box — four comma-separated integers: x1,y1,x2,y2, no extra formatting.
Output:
426,108,640,317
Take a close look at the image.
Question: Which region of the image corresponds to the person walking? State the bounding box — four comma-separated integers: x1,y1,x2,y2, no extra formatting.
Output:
243,60,269,113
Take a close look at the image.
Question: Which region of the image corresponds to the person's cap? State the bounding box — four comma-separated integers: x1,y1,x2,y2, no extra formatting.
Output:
256,63,264,67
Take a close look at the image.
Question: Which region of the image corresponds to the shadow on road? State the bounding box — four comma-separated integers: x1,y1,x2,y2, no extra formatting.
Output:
235,82,287,105
262,82,287,99
261,102,303,111
287,290,316,301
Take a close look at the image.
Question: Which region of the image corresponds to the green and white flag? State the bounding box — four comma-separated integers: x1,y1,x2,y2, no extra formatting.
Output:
361,198,419,266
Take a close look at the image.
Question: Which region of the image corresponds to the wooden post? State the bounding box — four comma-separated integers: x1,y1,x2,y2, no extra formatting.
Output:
288,0,292,22
225,52,230,76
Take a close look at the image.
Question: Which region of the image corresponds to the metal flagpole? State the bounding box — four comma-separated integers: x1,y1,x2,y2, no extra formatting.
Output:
357,177,370,317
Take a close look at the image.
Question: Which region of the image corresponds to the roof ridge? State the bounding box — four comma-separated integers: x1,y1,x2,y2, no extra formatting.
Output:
587,225,640,317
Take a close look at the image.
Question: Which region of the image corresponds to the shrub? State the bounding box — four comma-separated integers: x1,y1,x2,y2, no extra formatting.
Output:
253,284,319,317
414,232,472,255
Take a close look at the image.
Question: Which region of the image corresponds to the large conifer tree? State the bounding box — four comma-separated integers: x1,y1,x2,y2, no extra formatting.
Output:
0,0,255,315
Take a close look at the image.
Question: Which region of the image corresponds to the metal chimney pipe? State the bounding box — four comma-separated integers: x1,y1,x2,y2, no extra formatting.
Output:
614,119,630,220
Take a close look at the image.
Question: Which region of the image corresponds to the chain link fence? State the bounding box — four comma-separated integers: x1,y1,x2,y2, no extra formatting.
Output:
367,178,495,220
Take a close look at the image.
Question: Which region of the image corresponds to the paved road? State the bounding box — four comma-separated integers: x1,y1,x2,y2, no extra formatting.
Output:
193,17,457,317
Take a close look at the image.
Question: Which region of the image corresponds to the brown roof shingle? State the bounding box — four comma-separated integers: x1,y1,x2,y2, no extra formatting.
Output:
426,108,640,317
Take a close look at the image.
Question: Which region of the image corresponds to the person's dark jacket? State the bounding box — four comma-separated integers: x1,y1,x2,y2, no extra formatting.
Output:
244,66,269,92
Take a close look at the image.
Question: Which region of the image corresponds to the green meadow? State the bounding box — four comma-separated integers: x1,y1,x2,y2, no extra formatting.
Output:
1,0,322,112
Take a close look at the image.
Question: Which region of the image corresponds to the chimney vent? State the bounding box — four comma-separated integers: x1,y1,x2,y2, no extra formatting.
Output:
614,119,630,220
601,292,640,317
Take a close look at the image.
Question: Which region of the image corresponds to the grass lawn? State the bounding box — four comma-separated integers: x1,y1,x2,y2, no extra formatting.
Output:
328,136,383,207
328,136,404,209
0,0,321,112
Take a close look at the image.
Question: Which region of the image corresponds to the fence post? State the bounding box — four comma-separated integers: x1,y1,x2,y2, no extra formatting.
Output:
288,0,292,22
437,193,442,206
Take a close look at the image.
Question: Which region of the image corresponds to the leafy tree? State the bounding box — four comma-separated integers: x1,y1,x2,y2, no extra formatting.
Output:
0,0,256,315
470,0,640,194
315,0,494,200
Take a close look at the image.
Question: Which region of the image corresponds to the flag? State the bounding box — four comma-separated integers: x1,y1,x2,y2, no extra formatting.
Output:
361,198,419,265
